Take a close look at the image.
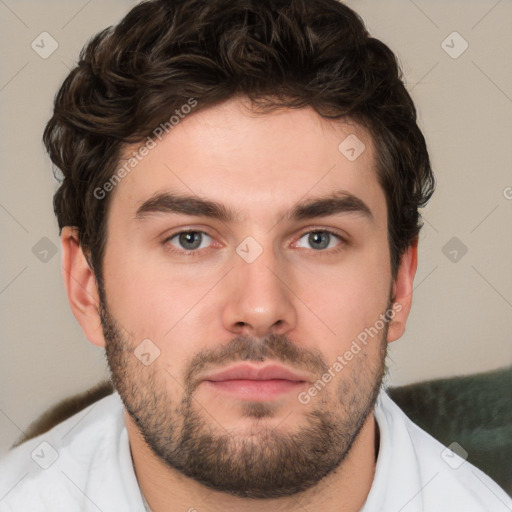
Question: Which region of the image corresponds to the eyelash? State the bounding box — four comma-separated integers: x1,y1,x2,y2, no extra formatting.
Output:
162,228,348,257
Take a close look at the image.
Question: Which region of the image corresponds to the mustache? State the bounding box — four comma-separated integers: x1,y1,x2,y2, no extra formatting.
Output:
184,333,329,392
97,300,329,393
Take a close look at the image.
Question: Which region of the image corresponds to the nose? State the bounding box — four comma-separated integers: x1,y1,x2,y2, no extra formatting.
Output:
221,241,298,339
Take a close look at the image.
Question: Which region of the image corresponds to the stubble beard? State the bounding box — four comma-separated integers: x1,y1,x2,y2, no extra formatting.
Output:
99,295,389,499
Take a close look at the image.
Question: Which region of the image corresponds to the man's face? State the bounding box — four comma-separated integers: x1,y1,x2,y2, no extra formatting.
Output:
99,97,395,498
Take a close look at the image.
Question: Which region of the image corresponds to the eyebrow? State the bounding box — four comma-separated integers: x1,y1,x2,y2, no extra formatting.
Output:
134,190,374,225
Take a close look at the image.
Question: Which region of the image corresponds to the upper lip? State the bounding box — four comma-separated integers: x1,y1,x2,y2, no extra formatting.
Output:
202,363,310,383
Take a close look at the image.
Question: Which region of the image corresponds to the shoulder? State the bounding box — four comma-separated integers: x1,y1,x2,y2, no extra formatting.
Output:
367,390,512,512
0,392,142,512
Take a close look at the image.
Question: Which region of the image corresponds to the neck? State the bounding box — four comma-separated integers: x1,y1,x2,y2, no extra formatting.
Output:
127,410,378,512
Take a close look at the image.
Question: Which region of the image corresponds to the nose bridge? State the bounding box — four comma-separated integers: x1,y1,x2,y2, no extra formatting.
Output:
239,241,282,296
222,234,297,336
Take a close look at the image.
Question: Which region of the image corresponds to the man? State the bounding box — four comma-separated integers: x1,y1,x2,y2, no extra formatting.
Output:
0,0,510,510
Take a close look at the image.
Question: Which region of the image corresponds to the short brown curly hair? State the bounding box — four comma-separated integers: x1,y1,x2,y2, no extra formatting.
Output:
44,0,435,287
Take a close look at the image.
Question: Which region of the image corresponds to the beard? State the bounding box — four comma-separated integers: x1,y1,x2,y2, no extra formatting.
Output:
99,293,389,499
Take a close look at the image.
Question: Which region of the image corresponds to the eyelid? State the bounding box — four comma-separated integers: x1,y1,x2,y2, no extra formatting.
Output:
163,228,217,252
294,226,348,242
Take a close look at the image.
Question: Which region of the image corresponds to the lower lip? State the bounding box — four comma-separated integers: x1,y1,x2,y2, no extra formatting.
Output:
203,379,305,401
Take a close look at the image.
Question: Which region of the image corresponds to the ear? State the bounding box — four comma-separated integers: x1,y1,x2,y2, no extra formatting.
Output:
61,226,106,348
386,237,418,343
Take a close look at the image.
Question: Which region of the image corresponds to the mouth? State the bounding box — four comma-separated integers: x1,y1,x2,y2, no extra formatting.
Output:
200,363,310,401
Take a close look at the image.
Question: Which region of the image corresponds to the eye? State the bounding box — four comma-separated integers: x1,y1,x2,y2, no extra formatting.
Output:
295,230,345,252
163,228,346,257
165,230,213,253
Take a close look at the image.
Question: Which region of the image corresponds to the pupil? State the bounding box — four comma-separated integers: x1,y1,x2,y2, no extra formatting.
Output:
310,232,329,250
180,232,201,250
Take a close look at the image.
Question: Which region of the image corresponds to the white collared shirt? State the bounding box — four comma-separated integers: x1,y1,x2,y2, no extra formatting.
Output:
0,389,510,511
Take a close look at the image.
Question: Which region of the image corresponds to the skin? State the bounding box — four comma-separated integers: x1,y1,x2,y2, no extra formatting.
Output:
61,96,417,512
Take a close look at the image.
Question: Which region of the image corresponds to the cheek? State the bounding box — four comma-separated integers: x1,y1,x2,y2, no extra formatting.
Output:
294,249,391,358
102,252,219,376
103,241,189,328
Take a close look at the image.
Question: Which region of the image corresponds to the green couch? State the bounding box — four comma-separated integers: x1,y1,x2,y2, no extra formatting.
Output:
389,366,512,495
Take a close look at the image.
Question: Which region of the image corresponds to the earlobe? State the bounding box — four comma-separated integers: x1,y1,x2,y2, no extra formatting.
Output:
61,226,106,348
387,238,418,343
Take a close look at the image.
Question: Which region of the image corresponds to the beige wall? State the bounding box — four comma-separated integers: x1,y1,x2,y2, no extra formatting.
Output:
1,0,511,456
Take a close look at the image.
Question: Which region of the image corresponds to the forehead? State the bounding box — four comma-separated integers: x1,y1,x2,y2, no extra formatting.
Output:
110,97,386,229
